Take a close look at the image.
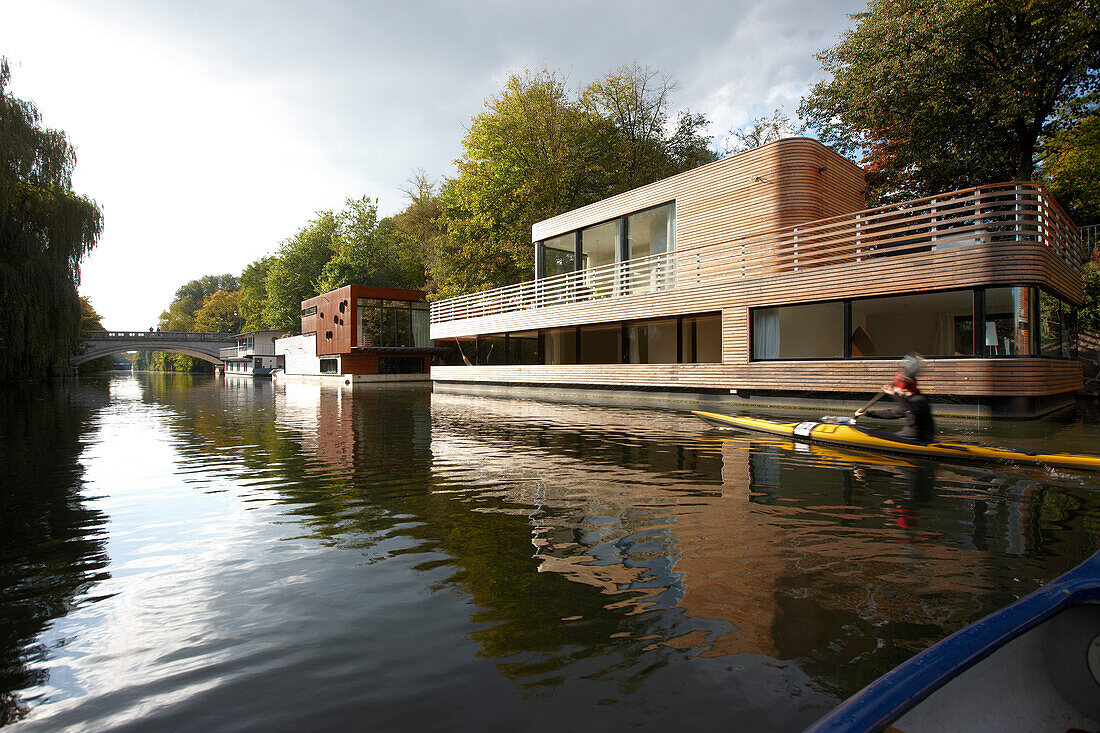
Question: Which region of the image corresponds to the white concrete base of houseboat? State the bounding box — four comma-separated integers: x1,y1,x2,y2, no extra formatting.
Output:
431,380,1077,420
222,369,273,379
274,372,431,386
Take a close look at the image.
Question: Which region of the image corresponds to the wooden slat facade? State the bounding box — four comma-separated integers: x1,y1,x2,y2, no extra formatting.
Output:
430,140,1086,400
532,137,866,245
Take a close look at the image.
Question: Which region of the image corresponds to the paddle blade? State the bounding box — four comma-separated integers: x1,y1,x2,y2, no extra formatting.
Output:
820,416,858,425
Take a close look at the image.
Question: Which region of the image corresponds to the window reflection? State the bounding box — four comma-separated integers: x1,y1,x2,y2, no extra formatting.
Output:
754,303,844,359
542,233,576,277
850,290,974,358
626,204,674,260
984,287,1033,356
357,298,430,348
580,220,620,271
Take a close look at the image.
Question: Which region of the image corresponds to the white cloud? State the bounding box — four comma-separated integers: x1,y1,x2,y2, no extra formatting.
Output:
1,0,864,328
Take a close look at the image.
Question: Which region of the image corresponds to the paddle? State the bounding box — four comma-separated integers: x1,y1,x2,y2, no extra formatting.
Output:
820,391,886,425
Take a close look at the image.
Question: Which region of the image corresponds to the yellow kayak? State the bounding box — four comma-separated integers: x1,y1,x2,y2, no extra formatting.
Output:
692,411,1100,471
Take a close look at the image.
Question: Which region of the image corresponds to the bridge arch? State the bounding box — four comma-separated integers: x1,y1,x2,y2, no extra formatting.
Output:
73,331,237,367
72,345,224,366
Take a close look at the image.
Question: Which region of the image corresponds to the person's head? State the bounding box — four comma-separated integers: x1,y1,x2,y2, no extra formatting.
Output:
892,373,917,394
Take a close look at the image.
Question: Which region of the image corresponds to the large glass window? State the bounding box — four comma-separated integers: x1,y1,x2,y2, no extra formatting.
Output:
850,290,974,358
477,334,506,365
579,323,621,364
542,233,576,278
542,327,577,365
580,220,620,271
624,204,675,292
626,203,674,260
507,331,539,365
358,298,430,348
753,302,844,359
358,298,382,346
984,287,1035,356
682,313,722,363
412,302,429,347
626,318,677,364
1038,290,1077,359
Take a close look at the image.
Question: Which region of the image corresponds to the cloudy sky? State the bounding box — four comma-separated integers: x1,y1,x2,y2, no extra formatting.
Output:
2,0,864,328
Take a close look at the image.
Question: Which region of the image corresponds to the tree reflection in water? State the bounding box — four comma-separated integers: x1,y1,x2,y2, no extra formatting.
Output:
3,376,1097,730
0,384,110,725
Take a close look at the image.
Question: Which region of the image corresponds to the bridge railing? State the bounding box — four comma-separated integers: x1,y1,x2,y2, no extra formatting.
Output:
83,331,236,341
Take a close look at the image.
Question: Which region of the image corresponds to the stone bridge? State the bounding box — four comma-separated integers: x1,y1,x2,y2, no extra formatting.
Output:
73,331,237,366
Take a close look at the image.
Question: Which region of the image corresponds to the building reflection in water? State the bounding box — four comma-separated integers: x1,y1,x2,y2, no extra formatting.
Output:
266,385,1098,701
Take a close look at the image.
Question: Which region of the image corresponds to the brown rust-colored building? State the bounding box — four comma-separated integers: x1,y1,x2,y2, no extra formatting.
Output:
277,285,434,382
429,137,1086,417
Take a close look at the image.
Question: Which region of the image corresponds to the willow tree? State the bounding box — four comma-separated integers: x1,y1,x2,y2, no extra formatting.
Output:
0,59,103,379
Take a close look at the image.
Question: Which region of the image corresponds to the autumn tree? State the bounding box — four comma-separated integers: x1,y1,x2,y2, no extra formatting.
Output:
724,109,804,154
435,66,716,298
193,289,244,333
158,273,239,332
800,0,1100,201
0,58,103,379
394,170,445,291
581,64,716,191
76,296,113,372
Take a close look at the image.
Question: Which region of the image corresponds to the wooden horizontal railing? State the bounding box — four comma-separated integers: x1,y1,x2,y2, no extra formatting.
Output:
430,183,1084,325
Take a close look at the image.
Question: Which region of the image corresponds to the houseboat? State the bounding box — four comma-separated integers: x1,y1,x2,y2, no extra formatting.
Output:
275,285,436,384
428,138,1085,417
221,330,287,378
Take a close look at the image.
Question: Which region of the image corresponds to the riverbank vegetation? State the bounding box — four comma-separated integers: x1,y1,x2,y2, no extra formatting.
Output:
1,59,102,380
7,1,1096,378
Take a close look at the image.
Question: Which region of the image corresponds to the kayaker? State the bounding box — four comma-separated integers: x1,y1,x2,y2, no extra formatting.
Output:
855,373,936,443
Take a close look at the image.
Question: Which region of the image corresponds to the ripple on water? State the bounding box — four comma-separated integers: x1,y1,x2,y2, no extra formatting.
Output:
1,375,1098,731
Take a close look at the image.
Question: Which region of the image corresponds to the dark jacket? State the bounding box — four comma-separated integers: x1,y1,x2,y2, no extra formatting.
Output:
865,391,935,443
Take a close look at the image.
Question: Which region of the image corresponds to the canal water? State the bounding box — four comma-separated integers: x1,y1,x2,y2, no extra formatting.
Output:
2,374,1098,731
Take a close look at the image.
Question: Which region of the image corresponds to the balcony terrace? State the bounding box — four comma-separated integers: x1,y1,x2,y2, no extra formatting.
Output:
430,183,1084,339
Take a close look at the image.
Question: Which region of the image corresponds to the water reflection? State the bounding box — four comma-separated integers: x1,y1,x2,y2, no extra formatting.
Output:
0,384,110,725
1,376,1098,731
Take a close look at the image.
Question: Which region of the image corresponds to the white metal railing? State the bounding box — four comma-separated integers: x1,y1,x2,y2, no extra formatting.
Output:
86,331,236,341
1083,224,1099,260
430,182,1085,325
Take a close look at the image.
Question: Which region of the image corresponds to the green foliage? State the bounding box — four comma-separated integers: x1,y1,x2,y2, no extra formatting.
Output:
193,289,243,333
316,196,426,292
77,296,112,372
1040,100,1100,226
0,58,103,379
1080,260,1100,332
435,66,716,299
239,256,275,331
157,273,239,333
800,0,1100,202
263,211,340,331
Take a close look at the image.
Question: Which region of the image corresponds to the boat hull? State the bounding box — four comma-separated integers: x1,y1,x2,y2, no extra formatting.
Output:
691,411,1100,471
806,551,1100,732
